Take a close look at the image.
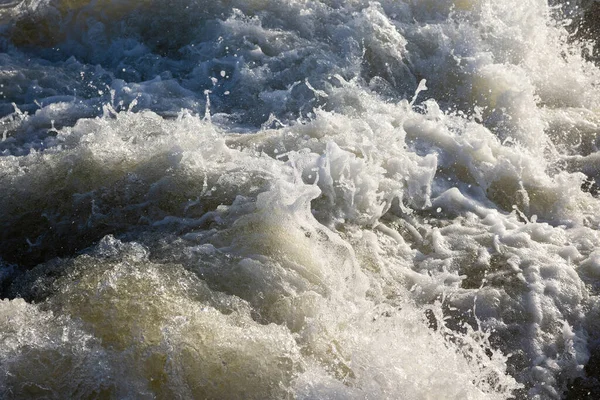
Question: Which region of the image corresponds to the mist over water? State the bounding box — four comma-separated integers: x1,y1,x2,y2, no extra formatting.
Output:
2,0,600,398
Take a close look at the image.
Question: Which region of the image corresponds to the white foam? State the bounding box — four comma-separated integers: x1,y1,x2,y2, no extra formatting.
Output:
2,0,600,398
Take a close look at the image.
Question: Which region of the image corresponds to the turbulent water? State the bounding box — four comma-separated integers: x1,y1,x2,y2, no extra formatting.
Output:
2,0,600,398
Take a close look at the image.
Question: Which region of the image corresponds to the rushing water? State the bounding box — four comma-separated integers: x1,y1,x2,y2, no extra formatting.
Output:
1,0,600,398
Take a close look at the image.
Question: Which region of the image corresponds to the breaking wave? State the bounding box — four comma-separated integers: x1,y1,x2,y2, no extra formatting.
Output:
2,0,600,398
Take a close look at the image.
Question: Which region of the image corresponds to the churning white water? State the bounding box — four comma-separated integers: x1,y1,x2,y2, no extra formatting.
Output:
1,0,600,398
